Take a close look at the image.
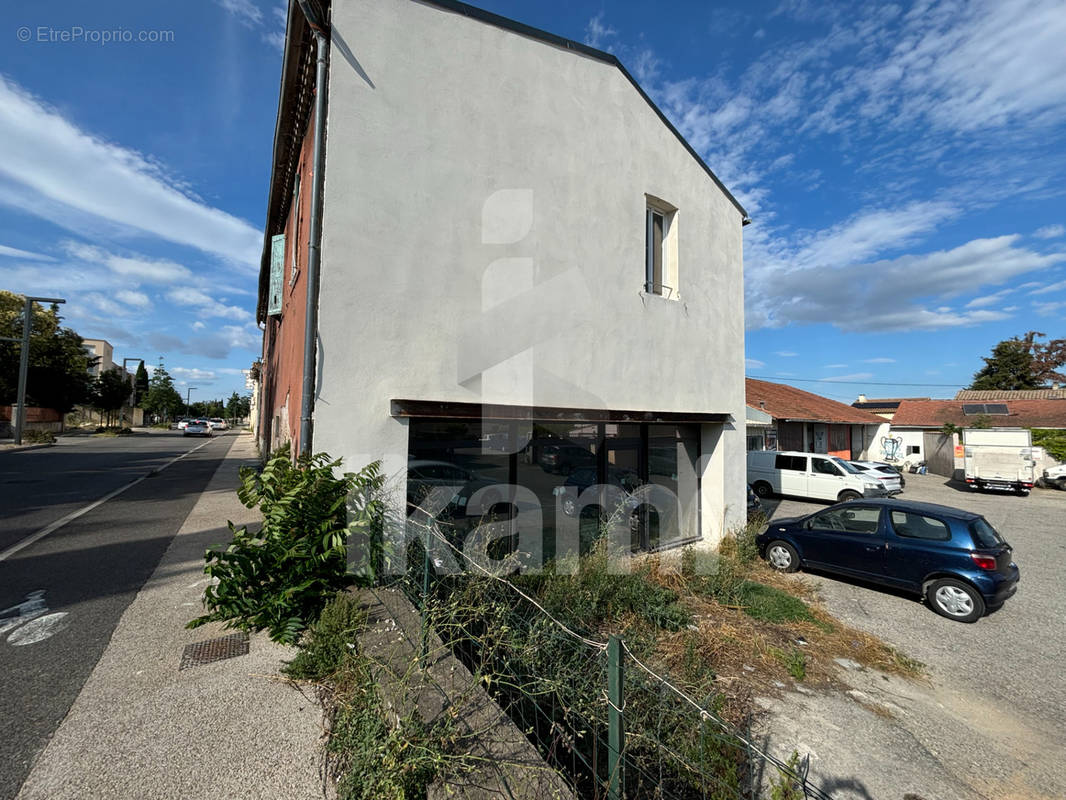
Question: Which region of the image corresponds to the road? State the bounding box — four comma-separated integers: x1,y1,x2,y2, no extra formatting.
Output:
761,474,1066,799
0,431,237,800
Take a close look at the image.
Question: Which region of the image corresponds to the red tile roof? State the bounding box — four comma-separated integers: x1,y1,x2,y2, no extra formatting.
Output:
746,379,885,425
954,389,1066,401
892,399,1066,429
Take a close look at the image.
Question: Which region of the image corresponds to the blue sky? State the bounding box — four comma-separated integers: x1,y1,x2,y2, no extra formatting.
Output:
1,0,1064,405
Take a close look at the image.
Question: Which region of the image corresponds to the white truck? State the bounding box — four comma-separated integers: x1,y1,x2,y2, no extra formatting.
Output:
963,428,1036,496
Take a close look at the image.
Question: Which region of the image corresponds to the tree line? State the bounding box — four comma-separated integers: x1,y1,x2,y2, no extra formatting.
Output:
1,292,251,427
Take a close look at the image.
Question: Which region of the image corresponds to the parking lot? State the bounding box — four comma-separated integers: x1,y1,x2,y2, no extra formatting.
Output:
758,474,1066,800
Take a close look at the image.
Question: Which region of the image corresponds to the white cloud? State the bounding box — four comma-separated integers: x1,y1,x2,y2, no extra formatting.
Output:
1028,279,1066,295
1034,224,1065,239
215,0,262,27
0,243,54,261
965,288,1015,308
821,372,874,382
115,290,152,310
822,364,848,369
191,320,206,331
745,358,766,369
167,286,253,322
584,13,618,49
862,357,896,364
64,241,193,284
171,367,219,383
750,234,1064,332
1034,300,1066,316
0,76,261,269
776,351,798,357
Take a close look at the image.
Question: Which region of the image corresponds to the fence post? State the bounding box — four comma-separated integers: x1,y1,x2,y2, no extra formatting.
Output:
420,525,431,667
607,634,624,799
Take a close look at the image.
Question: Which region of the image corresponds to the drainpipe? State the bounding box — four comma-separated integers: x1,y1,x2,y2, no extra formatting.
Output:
296,0,329,456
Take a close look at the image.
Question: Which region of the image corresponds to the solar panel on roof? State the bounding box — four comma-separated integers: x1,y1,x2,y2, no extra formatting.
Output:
962,404,984,415
984,403,1009,414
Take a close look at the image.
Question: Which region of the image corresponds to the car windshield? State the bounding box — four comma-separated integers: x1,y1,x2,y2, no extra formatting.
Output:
834,458,862,474
971,518,1005,548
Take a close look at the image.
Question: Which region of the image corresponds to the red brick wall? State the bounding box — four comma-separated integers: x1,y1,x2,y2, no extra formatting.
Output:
0,406,62,422
261,110,316,456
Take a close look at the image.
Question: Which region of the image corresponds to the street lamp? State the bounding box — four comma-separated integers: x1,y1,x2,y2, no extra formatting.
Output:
0,295,66,445
186,387,197,417
122,357,143,425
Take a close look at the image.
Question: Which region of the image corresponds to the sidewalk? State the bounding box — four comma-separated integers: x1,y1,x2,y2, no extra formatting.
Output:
16,433,327,800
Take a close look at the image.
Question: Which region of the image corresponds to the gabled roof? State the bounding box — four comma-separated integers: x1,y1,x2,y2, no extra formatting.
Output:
746,379,885,425
892,399,1066,429
954,388,1066,401
256,0,750,320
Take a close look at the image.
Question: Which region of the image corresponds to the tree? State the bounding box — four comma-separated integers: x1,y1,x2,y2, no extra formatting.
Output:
226,392,250,423
141,358,184,422
970,338,1042,390
93,368,133,427
971,332,1066,390
133,361,150,405
0,291,96,413
1020,331,1066,384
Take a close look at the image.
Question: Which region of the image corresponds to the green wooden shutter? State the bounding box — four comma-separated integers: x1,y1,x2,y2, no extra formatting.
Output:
267,234,285,316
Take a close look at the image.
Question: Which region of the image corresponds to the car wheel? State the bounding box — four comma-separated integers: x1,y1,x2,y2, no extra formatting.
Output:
926,578,985,623
752,481,773,499
561,495,577,517
765,540,800,573
838,490,862,502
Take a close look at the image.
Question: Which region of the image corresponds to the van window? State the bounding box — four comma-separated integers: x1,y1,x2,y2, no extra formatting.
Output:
775,454,806,471
811,457,841,476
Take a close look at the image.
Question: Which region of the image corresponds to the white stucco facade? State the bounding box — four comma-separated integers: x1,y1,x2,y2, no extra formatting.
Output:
308,0,748,545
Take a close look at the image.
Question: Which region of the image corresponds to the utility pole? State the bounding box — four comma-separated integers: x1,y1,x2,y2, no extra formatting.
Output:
186,387,197,417
0,295,65,445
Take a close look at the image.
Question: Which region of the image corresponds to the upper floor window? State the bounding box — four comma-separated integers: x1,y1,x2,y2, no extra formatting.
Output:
645,196,678,299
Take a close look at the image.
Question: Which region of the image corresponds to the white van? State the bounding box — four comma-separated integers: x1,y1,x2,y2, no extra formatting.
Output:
747,450,889,503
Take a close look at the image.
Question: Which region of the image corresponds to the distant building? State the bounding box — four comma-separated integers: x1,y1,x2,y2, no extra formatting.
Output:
746,379,887,459
851,394,930,422
82,339,114,377
954,387,1065,401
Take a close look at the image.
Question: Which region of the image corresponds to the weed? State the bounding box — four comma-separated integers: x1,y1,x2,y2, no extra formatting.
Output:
284,592,366,681
769,750,806,800
734,581,833,632
22,429,56,444
769,646,807,681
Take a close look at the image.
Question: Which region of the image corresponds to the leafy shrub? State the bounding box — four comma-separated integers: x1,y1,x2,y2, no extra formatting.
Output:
188,447,383,644
1032,428,1066,462
22,429,56,444
284,592,367,681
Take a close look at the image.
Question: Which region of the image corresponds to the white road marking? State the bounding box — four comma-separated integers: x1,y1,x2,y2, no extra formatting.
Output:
0,437,217,563
7,613,70,645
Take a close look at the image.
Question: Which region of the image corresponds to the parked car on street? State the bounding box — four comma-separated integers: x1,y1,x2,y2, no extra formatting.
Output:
748,450,889,503
183,419,212,437
538,442,597,475
208,418,229,430
848,461,903,494
1043,464,1066,490
176,418,192,430
757,498,1019,622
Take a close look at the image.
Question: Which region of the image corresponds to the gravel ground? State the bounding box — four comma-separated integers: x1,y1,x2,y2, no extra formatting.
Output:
755,475,1066,800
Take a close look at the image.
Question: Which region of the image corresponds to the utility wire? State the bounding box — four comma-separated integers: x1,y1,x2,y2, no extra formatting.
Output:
748,373,966,387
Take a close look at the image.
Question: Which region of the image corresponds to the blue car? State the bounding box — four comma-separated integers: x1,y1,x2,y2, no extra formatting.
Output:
757,499,1019,623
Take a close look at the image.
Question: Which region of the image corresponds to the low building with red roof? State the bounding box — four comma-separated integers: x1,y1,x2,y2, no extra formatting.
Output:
746,378,888,460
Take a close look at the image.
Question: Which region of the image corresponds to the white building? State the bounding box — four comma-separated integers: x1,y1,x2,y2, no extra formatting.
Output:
82,339,114,377
256,0,750,555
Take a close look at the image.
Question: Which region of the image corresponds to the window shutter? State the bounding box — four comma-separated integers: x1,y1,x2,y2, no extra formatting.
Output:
267,234,285,316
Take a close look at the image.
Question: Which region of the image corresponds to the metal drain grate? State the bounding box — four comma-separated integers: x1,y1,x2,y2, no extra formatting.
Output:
180,632,249,670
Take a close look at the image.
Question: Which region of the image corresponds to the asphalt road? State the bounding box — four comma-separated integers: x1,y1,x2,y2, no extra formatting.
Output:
760,474,1066,798
0,431,237,800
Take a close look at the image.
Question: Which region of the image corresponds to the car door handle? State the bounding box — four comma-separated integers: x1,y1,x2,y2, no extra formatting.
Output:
864,545,880,552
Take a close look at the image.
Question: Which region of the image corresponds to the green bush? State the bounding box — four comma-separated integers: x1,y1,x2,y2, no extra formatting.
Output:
284,592,367,681
1032,428,1066,462
22,429,57,444
188,447,383,644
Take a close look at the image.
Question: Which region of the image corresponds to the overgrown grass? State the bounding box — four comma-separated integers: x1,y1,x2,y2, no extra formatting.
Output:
287,593,471,800
21,429,57,444
733,581,833,632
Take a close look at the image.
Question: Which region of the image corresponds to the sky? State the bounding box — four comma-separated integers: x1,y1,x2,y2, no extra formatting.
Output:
1,0,1064,405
